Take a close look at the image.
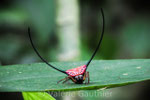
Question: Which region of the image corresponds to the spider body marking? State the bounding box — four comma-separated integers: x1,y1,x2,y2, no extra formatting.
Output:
65,65,87,84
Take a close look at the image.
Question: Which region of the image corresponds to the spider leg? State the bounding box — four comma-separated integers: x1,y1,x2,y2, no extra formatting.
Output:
83,71,87,84
84,71,90,84
68,76,77,83
57,77,68,84
87,71,90,84
62,77,70,84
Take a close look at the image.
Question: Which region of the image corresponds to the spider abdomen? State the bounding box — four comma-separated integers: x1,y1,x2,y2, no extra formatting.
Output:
66,65,87,76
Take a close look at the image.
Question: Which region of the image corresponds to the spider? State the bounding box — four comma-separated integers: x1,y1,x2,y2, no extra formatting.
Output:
28,8,105,84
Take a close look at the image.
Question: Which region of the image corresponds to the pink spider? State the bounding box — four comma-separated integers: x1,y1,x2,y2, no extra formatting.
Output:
28,8,105,84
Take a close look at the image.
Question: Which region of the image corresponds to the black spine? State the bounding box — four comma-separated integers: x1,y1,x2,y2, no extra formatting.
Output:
86,8,105,67
28,28,67,74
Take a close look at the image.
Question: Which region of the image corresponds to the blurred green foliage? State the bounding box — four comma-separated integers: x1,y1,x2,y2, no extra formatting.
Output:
0,0,150,65
121,17,150,58
22,92,55,100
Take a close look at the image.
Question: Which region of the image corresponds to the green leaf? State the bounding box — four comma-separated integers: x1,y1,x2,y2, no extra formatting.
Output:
22,92,55,100
0,59,150,92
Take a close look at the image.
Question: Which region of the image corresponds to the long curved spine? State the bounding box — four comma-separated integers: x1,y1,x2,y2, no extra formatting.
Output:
28,28,67,75
86,8,105,68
